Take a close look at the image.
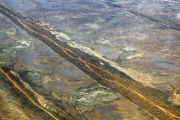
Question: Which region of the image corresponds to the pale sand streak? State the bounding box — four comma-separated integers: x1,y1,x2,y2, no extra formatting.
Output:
0,69,59,120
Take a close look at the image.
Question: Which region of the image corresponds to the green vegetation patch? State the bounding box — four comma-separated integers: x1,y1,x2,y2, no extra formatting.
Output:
71,87,119,111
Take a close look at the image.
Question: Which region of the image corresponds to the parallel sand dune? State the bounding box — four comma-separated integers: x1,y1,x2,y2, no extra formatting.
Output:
0,4,180,120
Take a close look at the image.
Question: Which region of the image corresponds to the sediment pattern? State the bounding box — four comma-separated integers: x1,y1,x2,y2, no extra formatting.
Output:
0,4,180,120
0,67,74,120
104,1,180,32
127,10,180,32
